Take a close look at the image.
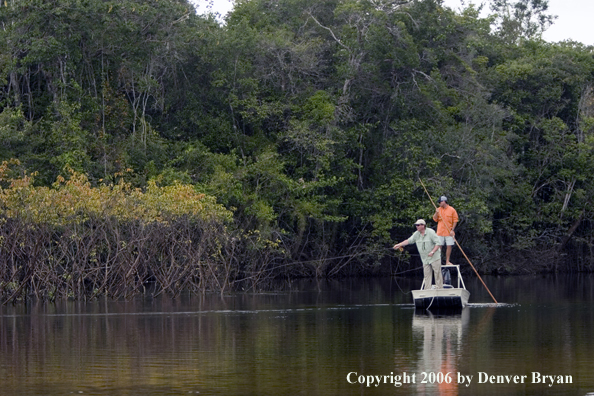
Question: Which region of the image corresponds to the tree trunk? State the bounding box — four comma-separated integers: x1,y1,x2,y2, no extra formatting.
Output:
558,210,584,252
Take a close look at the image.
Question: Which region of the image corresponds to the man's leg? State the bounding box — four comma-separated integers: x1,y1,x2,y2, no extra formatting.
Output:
446,245,452,264
431,260,443,288
423,264,433,289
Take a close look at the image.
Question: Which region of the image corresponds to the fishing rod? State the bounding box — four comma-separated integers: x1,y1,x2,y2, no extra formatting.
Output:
419,178,498,304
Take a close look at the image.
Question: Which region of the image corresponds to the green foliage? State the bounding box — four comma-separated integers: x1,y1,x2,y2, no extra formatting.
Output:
1,0,594,280
490,0,556,43
0,106,31,159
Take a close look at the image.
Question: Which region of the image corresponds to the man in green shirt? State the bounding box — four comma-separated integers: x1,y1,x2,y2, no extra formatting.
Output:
393,219,443,289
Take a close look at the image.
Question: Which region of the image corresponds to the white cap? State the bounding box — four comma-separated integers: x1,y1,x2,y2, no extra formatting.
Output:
414,219,426,226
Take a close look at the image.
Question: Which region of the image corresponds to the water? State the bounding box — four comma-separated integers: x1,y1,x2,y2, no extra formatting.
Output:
1,274,594,395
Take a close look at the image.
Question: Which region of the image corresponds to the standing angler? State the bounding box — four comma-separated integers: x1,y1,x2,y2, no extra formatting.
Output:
433,196,459,265
393,219,443,289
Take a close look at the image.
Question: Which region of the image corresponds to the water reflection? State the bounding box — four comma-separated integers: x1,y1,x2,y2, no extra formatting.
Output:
1,275,594,395
412,308,469,395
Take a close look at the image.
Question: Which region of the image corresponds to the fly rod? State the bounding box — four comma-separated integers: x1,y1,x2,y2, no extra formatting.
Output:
419,178,498,304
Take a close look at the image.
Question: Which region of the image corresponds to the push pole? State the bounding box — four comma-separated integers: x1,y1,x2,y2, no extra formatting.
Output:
419,178,498,304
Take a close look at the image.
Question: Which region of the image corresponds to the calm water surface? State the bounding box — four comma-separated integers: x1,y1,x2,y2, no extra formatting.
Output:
1,274,594,395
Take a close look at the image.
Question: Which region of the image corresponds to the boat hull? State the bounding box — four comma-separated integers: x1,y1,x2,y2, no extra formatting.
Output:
412,287,470,309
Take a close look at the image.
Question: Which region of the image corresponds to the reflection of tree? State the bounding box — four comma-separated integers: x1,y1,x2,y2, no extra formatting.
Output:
412,309,469,395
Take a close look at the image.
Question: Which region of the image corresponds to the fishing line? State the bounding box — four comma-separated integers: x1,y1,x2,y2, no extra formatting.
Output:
234,247,421,284
426,294,436,310
392,267,423,275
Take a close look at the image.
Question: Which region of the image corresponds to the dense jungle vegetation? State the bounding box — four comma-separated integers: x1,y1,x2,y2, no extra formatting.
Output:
1,0,594,301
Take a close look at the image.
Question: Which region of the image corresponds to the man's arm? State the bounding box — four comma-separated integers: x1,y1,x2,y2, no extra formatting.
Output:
433,208,440,222
393,239,410,250
450,208,459,235
428,242,440,257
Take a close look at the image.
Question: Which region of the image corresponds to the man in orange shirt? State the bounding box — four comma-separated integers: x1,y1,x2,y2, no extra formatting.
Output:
433,196,458,265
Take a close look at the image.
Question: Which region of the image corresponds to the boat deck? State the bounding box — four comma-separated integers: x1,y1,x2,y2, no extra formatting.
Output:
411,264,470,309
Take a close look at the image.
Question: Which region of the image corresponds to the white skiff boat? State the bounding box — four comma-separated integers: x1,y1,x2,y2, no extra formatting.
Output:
411,264,470,309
